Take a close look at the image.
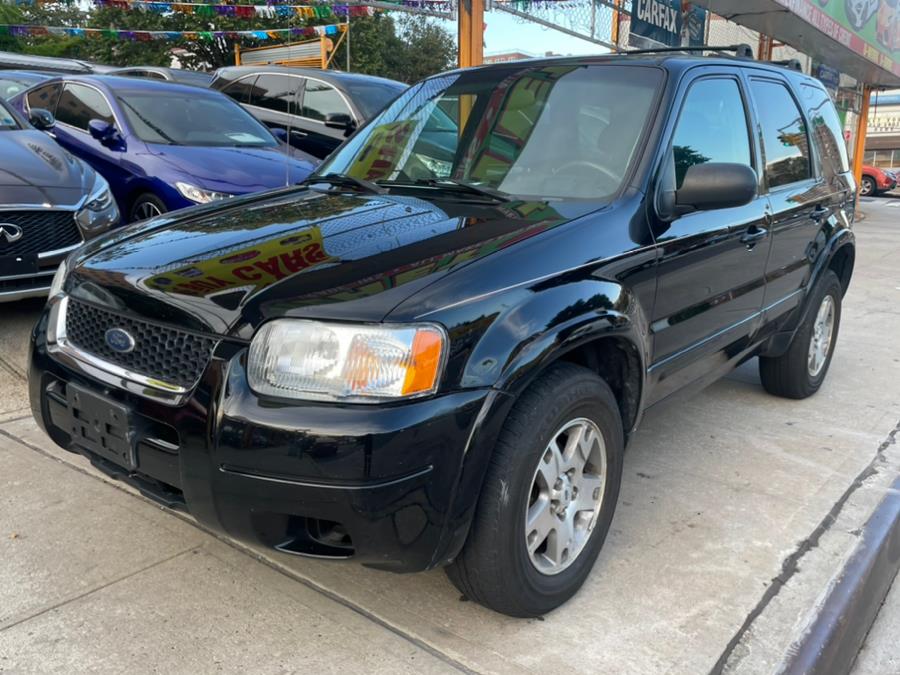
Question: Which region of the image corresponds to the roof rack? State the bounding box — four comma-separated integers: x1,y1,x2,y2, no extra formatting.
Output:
768,58,803,72
621,44,755,60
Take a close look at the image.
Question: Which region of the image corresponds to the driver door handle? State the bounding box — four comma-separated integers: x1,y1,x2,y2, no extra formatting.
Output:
740,226,769,247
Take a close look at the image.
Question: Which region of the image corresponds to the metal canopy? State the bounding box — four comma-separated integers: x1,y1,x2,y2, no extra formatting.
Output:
692,0,900,87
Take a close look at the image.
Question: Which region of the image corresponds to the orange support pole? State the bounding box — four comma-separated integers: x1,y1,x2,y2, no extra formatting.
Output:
458,0,484,68
853,85,872,196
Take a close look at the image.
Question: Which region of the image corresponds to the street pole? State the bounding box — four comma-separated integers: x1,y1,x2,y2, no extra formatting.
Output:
853,84,872,196
346,13,350,71
458,0,484,68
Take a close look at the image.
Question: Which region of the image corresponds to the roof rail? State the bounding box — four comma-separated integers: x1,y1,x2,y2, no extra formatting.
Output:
768,58,803,72
621,44,755,59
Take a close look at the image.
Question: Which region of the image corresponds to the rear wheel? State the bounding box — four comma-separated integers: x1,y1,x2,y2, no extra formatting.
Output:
446,362,624,617
759,270,842,399
860,175,876,196
130,193,167,222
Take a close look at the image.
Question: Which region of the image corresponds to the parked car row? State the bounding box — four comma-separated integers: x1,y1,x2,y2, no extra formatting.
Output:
0,55,407,302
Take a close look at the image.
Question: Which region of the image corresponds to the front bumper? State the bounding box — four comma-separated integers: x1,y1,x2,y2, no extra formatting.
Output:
29,299,509,572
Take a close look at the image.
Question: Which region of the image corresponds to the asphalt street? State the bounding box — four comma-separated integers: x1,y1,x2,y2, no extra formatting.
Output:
0,197,898,674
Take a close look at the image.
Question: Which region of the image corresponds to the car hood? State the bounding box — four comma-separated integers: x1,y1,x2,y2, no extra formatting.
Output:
0,130,92,206
66,187,578,338
147,144,316,193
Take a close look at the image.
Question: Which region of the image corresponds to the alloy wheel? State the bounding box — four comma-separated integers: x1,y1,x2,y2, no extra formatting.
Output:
524,417,608,575
135,201,163,221
808,294,835,377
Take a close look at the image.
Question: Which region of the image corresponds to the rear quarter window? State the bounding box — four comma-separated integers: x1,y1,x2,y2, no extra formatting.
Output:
800,83,850,176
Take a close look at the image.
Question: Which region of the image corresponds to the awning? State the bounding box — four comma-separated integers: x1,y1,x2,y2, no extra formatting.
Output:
692,0,900,87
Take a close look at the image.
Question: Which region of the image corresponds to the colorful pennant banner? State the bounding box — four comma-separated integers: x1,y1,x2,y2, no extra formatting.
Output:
0,22,348,40
94,0,373,18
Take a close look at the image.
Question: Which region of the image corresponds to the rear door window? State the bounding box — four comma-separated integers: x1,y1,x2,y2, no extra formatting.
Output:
26,82,62,114
301,80,352,121
248,74,300,115
671,77,753,187
750,79,812,188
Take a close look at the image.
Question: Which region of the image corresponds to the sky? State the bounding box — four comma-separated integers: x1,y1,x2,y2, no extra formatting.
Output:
432,12,611,58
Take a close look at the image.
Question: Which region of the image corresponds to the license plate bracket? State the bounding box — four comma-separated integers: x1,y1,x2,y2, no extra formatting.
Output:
0,254,38,276
66,383,136,470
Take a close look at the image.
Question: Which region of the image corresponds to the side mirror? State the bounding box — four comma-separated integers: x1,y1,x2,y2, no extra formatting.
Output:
657,160,757,222
676,163,758,213
88,119,123,147
270,127,288,142
324,112,356,134
29,108,55,131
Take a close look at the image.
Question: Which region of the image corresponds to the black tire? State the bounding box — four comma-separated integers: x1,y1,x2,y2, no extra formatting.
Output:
446,362,624,617
130,193,167,223
759,270,842,399
860,175,876,197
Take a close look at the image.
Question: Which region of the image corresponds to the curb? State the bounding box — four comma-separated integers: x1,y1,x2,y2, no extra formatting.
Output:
783,476,900,675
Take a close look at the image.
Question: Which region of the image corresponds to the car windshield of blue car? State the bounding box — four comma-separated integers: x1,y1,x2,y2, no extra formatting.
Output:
319,64,662,201
118,93,277,147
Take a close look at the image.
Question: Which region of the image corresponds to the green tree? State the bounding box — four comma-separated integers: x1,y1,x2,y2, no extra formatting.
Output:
1,3,455,78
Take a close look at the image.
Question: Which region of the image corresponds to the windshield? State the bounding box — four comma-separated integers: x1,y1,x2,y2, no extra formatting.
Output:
320,64,662,200
0,99,20,130
344,80,406,119
117,92,277,147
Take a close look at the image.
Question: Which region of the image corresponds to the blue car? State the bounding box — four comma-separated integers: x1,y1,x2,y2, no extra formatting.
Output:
11,75,317,221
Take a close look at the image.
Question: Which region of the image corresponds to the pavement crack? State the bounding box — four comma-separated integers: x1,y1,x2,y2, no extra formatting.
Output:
0,546,200,633
709,418,900,675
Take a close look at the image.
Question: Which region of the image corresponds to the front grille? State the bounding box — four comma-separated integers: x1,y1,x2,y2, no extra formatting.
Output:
0,210,82,257
65,298,217,389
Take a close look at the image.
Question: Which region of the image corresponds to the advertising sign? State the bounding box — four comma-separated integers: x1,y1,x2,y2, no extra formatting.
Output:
629,0,684,47
773,0,899,76
684,4,708,46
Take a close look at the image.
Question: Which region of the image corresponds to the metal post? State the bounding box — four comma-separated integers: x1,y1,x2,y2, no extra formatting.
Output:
458,0,484,68
853,84,872,196
346,13,350,71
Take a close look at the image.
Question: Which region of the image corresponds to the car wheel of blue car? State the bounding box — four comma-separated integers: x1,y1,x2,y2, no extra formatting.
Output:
131,193,167,223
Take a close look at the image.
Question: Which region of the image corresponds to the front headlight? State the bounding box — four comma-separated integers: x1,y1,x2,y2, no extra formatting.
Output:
48,254,70,298
176,181,233,204
247,320,447,402
75,173,119,231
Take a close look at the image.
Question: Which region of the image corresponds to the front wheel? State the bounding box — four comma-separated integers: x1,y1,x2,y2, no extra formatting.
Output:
130,193,167,223
759,270,842,399
446,362,624,617
860,175,876,197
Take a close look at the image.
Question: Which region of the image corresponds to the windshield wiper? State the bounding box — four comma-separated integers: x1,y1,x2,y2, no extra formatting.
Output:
377,178,509,202
303,172,387,195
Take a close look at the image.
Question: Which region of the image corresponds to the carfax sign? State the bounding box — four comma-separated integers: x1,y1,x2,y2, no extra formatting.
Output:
630,0,684,47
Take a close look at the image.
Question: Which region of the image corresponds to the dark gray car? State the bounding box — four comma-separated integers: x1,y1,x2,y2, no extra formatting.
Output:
0,98,119,302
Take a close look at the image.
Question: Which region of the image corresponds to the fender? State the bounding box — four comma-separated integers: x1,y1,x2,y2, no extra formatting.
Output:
761,227,856,358
429,278,650,567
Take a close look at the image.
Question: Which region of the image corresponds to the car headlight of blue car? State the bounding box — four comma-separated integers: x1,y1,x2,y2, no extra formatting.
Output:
75,173,119,231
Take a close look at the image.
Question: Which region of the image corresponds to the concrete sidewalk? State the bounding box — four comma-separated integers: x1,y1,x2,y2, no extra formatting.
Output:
1,200,899,674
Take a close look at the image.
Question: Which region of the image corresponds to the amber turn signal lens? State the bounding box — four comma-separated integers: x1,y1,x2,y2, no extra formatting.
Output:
402,329,445,396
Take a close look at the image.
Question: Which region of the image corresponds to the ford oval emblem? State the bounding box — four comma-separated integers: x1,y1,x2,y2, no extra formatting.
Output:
105,328,136,354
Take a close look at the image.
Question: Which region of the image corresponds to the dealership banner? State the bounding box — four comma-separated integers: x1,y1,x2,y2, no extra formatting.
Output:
773,0,899,76
630,0,683,47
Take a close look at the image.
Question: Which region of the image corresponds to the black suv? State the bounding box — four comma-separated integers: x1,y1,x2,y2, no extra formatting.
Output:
29,53,856,617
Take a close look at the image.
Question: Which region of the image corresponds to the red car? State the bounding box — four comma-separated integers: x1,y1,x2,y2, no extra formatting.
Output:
861,164,898,196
